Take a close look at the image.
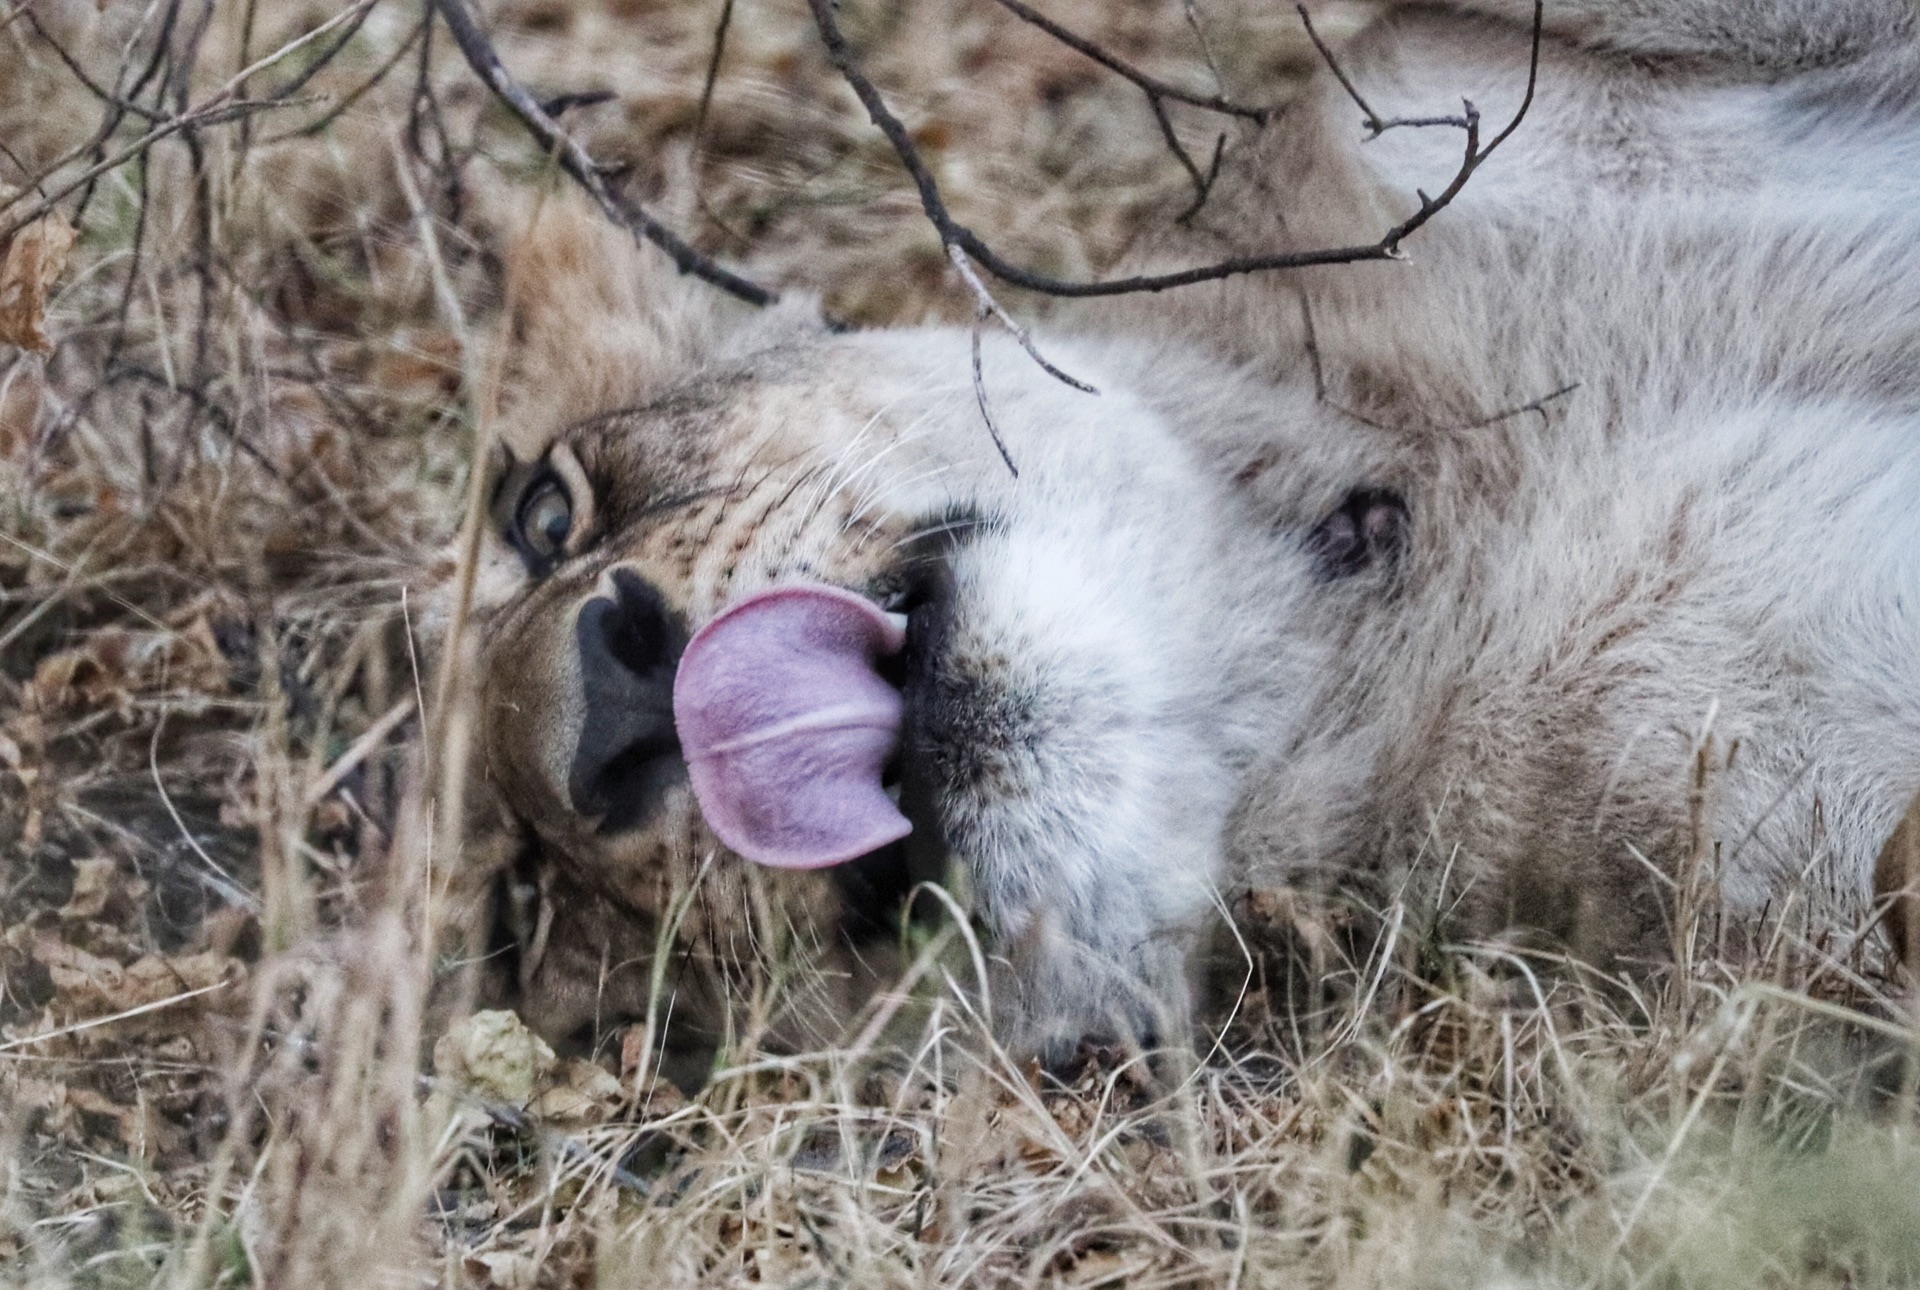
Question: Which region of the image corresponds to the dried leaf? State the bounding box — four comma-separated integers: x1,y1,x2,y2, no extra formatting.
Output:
528,1057,623,1124
434,1009,555,1105
468,1250,542,1290
58,858,119,921
0,213,77,353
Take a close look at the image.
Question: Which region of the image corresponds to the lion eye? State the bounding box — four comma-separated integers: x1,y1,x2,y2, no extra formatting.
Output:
515,476,574,562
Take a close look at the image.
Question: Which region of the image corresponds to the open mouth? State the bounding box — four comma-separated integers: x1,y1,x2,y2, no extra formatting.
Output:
557,519,972,928
672,581,915,869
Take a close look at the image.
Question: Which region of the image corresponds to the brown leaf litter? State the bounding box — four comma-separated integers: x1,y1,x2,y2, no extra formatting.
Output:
0,211,76,353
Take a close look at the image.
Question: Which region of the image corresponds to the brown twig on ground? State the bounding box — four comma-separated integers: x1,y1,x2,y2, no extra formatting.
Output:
806,0,1545,299
432,0,776,306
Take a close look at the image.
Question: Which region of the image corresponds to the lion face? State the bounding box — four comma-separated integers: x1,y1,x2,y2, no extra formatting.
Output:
469,319,1295,1059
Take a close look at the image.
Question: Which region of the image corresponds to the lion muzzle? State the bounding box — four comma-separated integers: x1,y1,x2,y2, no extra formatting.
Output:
674,583,913,869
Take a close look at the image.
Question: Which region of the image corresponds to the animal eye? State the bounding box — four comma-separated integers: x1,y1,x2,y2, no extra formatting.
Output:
515,475,574,563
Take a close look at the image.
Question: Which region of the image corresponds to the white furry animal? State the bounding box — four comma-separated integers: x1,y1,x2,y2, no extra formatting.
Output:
468,0,1920,1062
1171,0,1920,959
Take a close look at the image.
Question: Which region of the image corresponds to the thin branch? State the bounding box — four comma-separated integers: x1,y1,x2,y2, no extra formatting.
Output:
115,364,281,475
0,97,308,244
1451,381,1580,430
969,320,1018,478
1174,132,1227,224
19,9,167,123
0,980,233,1055
432,0,775,307
987,0,1270,123
1145,89,1211,210
947,245,1096,395
1181,0,1228,97
0,1,376,238
686,0,754,248
1298,4,1442,137
232,0,383,118
0,136,42,191
1296,3,1542,147
694,0,735,144
804,0,1546,300
988,0,1266,212
261,9,430,143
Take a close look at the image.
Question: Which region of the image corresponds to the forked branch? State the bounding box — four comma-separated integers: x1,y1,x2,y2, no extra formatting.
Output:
805,0,1545,299
988,0,1270,124
986,0,1266,212
1297,4,1472,137
433,0,775,306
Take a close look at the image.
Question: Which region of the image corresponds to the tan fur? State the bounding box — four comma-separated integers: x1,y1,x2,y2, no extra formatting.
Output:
466,0,1920,1060
1876,794,1920,965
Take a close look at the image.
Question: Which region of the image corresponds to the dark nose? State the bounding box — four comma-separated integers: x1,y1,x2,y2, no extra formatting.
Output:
569,569,689,832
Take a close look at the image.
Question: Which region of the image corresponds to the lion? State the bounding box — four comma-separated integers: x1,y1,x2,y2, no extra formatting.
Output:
462,0,1920,1069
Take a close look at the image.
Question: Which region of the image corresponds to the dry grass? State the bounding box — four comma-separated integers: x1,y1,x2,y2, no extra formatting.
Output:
3,1,1919,1287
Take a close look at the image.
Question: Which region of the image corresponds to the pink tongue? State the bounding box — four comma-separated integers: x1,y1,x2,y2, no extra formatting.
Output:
673,584,911,869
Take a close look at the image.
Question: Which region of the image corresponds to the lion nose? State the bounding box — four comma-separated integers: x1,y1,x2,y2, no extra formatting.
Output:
569,569,689,832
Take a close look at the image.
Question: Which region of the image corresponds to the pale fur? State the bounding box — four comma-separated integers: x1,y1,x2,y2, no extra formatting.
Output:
1151,0,1920,953
472,0,1920,1056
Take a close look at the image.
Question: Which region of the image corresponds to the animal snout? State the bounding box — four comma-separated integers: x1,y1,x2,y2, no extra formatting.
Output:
568,568,689,832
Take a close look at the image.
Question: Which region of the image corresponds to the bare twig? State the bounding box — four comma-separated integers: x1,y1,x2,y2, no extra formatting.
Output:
947,246,1096,394
987,0,1266,212
969,320,1019,478
432,0,775,306
950,242,1092,467
988,0,1269,123
115,363,280,474
1296,4,1471,137
0,980,234,1055
1452,381,1581,430
0,0,374,240
262,10,430,143
19,9,166,123
1181,0,1228,95
694,0,736,144
1174,131,1227,224
250,0,380,106
805,0,1546,300
304,697,417,810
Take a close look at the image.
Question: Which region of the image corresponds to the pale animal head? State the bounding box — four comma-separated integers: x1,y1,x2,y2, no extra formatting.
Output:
462,204,1307,1065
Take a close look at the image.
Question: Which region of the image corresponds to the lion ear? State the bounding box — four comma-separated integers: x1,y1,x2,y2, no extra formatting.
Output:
490,194,776,457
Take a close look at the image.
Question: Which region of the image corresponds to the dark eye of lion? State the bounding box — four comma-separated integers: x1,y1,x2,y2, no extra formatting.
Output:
514,475,573,563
